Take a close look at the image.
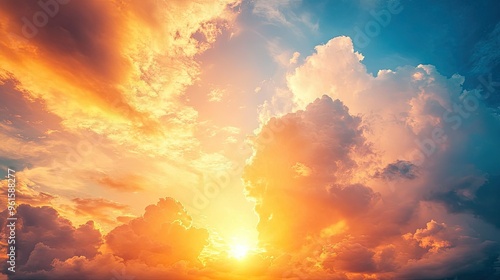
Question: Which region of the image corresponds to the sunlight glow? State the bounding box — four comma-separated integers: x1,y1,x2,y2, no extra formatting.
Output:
229,243,249,260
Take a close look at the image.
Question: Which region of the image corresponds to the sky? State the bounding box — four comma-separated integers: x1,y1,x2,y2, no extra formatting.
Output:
0,0,500,279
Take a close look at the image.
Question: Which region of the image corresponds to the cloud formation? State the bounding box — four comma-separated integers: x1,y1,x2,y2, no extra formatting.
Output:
106,198,208,266
1,1,499,277
0,0,239,157
4,34,499,278
242,36,500,278
1,198,212,279
0,204,102,276
0,0,245,240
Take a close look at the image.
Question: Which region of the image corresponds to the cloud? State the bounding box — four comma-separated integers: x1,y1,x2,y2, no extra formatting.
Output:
403,220,455,253
287,36,371,112
244,96,373,252
323,242,377,273
208,88,226,102
0,0,239,159
0,204,102,275
244,93,500,276
286,36,500,197
375,160,418,180
1,1,499,276
4,197,270,280
0,177,55,210
291,162,311,177
469,22,500,77
431,175,500,228
105,198,208,266
398,219,499,279
251,0,318,37
289,51,300,65
0,1,262,277
242,35,500,278
96,175,144,192
252,0,300,28
0,0,247,244
69,198,130,225
0,199,185,279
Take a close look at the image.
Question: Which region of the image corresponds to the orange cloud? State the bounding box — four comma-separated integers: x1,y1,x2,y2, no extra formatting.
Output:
96,175,143,192
0,0,240,158
243,89,499,278
0,0,245,247
105,198,208,266
244,96,373,253
0,177,55,209
70,198,130,225
4,197,258,280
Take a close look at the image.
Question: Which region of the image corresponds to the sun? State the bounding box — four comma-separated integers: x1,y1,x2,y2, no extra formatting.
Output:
229,243,249,260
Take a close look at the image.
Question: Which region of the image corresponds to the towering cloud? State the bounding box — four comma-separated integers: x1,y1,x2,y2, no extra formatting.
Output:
244,96,373,252
242,36,500,278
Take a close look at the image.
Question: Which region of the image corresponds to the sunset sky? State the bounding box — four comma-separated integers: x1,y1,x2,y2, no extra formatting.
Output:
1,0,500,279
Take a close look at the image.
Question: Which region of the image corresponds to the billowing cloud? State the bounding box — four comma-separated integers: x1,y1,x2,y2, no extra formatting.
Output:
0,204,102,276
3,197,272,280
105,197,208,266
242,35,500,278
244,96,372,251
